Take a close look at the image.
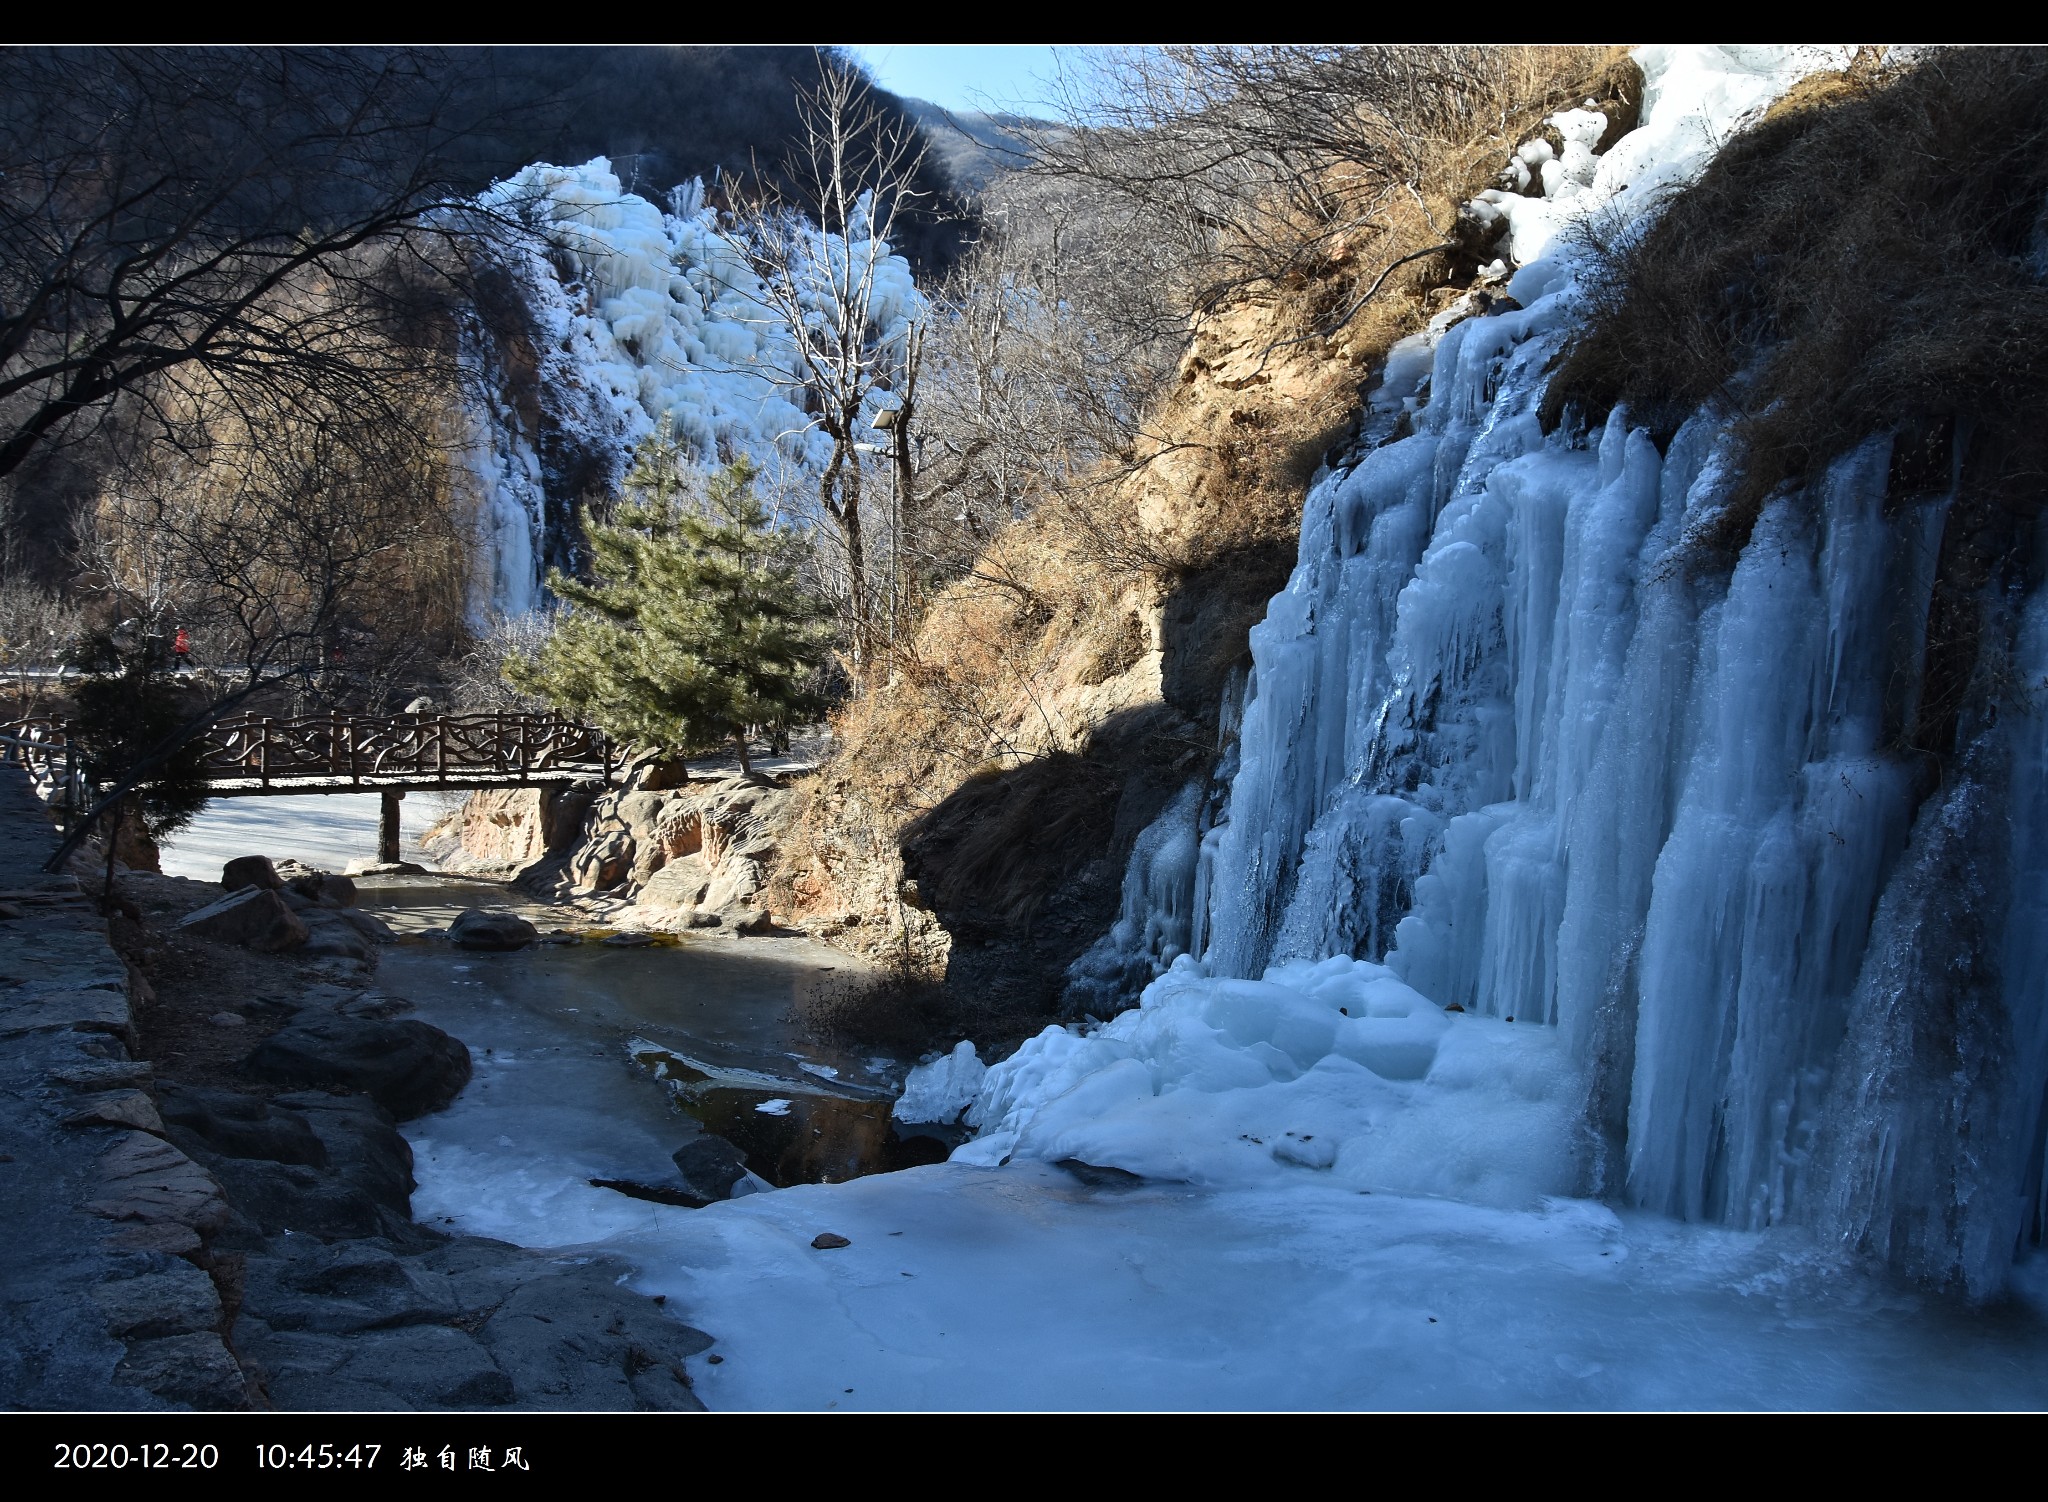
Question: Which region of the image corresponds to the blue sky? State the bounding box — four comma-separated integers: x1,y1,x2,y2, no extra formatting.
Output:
845,45,1064,115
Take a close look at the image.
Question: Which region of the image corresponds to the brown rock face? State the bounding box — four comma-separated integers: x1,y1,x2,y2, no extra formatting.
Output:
423,785,601,873
178,887,309,953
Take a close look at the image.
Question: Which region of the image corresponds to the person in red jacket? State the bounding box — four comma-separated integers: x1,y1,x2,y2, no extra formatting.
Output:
172,625,191,673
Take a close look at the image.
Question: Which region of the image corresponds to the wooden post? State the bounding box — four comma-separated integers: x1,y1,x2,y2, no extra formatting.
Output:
378,788,404,865
259,719,272,787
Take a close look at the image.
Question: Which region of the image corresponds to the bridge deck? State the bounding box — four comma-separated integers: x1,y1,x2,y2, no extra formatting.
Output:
198,772,603,796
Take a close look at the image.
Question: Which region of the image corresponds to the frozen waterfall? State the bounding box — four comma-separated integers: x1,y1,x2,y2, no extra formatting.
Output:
989,44,2048,1296
453,161,924,623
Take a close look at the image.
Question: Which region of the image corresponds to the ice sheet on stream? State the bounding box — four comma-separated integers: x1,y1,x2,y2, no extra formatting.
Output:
397,1152,2048,1411
154,790,464,881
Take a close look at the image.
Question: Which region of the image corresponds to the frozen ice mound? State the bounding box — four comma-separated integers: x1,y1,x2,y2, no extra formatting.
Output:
959,955,1583,1207
894,1041,987,1125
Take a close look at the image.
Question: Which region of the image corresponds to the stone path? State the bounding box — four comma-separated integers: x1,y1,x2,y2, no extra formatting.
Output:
0,767,245,1407
2,768,716,1411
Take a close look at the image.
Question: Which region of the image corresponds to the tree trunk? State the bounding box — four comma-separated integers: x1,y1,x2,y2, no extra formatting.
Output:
101,796,120,905
840,439,868,674
893,404,916,631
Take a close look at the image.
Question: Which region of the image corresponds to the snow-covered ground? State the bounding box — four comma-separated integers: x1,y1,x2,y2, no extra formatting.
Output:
419,1159,2048,1412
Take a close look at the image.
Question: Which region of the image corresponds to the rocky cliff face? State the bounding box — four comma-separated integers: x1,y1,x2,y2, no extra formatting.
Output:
423,771,800,935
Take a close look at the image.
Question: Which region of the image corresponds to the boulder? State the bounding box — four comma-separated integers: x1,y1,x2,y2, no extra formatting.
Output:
732,908,775,936
178,887,308,953
671,1135,750,1203
448,908,538,951
336,908,399,943
221,855,282,891
299,911,374,963
242,1016,471,1120
633,756,693,792
286,871,358,909
157,1082,329,1166
277,1091,420,1227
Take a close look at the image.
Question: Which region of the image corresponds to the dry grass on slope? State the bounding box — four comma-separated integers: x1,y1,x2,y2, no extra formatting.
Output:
1135,45,1641,573
1544,47,2048,569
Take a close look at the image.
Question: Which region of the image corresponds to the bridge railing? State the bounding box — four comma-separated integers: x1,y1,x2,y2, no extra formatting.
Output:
197,712,612,787
0,719,87,829
0,711,612,812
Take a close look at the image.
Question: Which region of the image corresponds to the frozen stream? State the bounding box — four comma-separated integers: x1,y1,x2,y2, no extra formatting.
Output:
147,792,2048,1410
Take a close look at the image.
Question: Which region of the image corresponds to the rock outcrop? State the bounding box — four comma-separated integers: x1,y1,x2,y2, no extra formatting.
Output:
420,783,601,875
425,770,799,935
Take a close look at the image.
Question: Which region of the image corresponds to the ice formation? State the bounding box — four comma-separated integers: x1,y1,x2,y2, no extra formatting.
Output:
893,1041,988,1125
993,46,2048,1295
454,161,924,623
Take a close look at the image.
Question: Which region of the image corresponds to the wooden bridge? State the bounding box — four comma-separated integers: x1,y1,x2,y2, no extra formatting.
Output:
0,711,614,862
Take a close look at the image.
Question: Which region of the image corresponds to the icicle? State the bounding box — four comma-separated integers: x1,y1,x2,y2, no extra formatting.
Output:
959,43,2048,1292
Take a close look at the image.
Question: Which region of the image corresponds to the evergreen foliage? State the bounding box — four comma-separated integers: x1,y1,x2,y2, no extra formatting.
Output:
507,442,828,769
66,626,211,840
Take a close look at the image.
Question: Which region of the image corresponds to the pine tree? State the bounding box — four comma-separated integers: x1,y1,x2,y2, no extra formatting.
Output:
65,622,212,897
508,442,828,773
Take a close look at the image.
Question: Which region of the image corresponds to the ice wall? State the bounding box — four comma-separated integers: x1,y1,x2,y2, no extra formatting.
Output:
973,46,2048,1292
456,162,924,623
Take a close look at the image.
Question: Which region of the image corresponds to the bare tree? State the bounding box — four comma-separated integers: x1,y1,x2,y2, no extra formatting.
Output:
719,55,934,675
0,47,496,517
45,375,468,872
899,45,1619,594
1022,46,1574,325
0,574,82,714
914,173,1185,556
